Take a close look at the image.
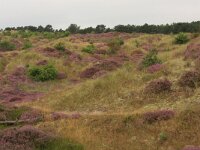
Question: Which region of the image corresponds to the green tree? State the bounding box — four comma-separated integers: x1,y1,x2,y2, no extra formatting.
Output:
95,25,106,33
67,24,80,34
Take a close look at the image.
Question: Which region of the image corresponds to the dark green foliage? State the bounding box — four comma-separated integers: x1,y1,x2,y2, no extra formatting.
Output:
67,24,80,34
175,32,189,44
82,44,95,53
28,65,58,82
22,40,32,49
4,21,200,34
44,25,54,32
79,27,95,34
142,50,162,68
37,138,84,150
108,38,124,54
54,42,66,51
0,40,16,51
95,25,106,33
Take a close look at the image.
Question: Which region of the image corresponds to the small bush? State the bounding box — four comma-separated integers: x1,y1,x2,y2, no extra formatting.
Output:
56,31,70,38
145,78,172,94
54,42,65,51
43,32,56,39
159,132,168,142
143,110,175,124
19,31,33,38
141,50,162,68
107,38,124,54
178,71,200,88
175,32,189,44
0,40,16,51
22,40,32,49
28,65,58,82
134,40,140,48
82,44,96,53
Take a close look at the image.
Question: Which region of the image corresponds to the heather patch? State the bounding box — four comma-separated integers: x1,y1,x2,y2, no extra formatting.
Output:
143,110,175,124
145,78,172,94
178,71,200,88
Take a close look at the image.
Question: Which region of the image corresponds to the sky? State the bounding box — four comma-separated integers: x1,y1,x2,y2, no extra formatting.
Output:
0,0,200,29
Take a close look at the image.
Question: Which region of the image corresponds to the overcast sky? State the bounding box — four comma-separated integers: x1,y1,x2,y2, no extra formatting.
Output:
0,0,200,29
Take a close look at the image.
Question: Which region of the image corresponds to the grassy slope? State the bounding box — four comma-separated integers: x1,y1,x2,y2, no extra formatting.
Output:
1,32,200,149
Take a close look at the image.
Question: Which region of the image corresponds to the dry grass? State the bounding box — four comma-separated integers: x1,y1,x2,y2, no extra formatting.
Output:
1,32,200,149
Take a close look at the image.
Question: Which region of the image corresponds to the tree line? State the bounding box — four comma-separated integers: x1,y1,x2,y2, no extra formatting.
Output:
4,21,200,34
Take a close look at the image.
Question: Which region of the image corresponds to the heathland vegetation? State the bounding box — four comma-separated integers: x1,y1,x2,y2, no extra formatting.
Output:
0,21,200,150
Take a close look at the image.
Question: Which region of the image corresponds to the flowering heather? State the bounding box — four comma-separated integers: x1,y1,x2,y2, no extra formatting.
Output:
178,71,200,88
80,67,100,79
145,78,172,94
0,126,53,150
182,146,200,150
143,110,175,124
57,72,67,80
184,43,200,60
146,64,164,73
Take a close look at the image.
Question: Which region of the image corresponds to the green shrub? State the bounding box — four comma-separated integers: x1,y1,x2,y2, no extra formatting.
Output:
0,40,16,51
141,50,162,68
22,40,32,49
28,65,58,82
135,40,140,48
56,31,70,38
159,132,168,142
19,31,33,38
175,32,189,44
82,44,95,53
43,32,56,39
54,42,65,51
108,38,124,54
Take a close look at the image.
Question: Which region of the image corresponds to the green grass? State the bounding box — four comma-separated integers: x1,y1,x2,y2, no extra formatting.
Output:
6,107,28,120
37,139,84,150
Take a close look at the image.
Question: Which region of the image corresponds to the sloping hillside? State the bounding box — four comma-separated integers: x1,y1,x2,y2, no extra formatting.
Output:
0,31,200,150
